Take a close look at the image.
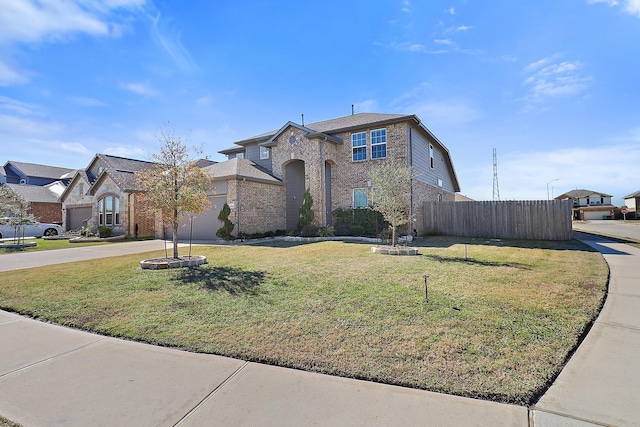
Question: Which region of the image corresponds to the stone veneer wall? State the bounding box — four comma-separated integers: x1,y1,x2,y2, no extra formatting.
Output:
61,177,93,231
91,175,127,235
226,179,286,235
270,122,410,228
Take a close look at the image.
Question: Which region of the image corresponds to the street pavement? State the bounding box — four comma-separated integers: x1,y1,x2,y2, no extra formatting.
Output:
0,235,638,426
573,220,640,242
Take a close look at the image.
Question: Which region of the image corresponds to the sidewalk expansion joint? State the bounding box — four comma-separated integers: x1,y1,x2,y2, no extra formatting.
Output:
596,320,640,333
531,408,612,427
173,361,250,426
0,336,107,379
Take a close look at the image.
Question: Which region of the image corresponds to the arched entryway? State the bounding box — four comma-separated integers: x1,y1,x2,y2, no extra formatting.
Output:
285,160,305,231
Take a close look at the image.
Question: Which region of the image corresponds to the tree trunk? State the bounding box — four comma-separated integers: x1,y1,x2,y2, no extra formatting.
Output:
392,225,397,247
172,220,179,259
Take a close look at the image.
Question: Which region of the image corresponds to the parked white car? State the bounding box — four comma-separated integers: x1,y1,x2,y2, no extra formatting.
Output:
0,219,63,239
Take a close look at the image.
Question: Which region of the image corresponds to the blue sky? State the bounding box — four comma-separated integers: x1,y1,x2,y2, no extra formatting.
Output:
1,0,639,205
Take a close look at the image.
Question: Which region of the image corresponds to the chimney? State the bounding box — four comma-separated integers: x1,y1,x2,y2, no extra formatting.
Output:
352,104,354,115
301,113,304,126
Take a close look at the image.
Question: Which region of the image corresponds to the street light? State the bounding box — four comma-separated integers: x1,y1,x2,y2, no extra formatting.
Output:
547,179,559,200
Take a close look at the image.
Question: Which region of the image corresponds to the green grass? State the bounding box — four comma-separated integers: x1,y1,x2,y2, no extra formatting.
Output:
0,416,21,427
0,236,607,405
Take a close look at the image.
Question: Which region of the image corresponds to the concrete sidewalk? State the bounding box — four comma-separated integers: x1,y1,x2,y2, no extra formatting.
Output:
1,236,638,425
532,233,640,426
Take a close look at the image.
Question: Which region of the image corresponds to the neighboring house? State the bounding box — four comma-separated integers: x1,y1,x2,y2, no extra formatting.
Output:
210,112,460,236
1,182,65,224
555,189,615,220
60,154,156,236
0,161,76,224
2,161,74,186
455,193,474,202
624,190,639,218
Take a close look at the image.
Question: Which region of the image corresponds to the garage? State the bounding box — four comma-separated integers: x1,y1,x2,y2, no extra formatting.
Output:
164,195,226,241
66,206,92,231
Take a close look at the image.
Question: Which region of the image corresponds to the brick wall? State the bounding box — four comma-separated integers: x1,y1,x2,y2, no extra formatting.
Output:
226,179,286,235
30,202,62,224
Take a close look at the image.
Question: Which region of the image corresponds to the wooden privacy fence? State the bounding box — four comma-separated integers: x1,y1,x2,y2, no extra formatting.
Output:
423,200,573,241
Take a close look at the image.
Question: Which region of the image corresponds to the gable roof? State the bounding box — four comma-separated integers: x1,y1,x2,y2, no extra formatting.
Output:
4,161,75,180
624,190,640,199
59,170,92,202
556,189,614,199
4,183,61,204
87,154,155,194
204,158,282,185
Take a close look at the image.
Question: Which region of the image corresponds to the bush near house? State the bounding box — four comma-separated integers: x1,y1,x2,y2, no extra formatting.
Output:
216,203,234,240
332,207,387,237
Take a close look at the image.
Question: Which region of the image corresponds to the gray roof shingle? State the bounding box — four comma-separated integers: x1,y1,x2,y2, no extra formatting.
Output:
4,183,60,203
556,189,614,199
204,158,282,185
5,161,75,180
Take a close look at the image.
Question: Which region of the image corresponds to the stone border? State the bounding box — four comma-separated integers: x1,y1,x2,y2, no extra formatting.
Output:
140,255,208,270
371,246,419,256
68,235,126,243
0,242,37,249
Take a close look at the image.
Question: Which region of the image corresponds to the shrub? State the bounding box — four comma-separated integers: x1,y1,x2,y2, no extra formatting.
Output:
297,189,314,231
98,226,112,238
300,224,319,237
318,226,335,237
349,225,365,236
216,203,234,240
332,207,386,237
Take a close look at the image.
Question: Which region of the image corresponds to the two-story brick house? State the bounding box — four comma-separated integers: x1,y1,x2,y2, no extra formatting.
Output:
214,112,460,236
555,189,615,220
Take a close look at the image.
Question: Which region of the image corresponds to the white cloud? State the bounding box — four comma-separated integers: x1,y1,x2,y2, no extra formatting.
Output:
61,142,92,155
463,142,640,202
434,39,454,46
522,57,590,102
353,99,380,113
121,82,158,96
104,145,147,158
0,60,30,86
446,8,455,14
149,12,199,74
401,0,410,13
0,96,41,115
587,0,640,17
68,96,107,107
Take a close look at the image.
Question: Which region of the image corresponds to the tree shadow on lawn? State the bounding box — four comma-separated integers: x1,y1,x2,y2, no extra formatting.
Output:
176,266,267,295
413,236,600,253
423,253,531,269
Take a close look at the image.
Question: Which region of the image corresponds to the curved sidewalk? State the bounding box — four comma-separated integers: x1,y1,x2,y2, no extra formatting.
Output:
532,233,640,426
1,236,638,425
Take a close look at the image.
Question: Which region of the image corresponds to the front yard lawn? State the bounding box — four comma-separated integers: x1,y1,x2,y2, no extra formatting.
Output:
0,236,607,405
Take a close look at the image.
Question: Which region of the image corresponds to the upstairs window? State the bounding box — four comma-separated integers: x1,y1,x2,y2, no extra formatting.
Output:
98,196,120,226
260,146,270,160
352,132,367,161
236,153,244,159
429,144,435,169
371,129,387,159
353,188,368,208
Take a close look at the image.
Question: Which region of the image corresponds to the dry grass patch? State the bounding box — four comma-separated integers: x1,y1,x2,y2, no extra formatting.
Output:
0,236,607,405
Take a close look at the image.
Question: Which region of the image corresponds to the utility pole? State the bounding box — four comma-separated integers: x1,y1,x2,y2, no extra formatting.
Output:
492,148,500,201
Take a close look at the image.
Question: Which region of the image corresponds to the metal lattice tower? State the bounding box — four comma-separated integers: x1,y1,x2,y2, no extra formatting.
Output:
492,148,500,201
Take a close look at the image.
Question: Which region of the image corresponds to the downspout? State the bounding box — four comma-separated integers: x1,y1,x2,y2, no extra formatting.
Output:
409,127,414,224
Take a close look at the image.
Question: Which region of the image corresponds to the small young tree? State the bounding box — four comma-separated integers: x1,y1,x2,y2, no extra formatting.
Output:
216,203,234,240
136,129,213,259
0,186,37,244
297,189,314,231
370,158,419,246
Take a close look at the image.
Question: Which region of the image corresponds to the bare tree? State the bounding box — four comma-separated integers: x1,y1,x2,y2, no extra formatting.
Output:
370,158,419,246
136,129,212,259
0,185,37,244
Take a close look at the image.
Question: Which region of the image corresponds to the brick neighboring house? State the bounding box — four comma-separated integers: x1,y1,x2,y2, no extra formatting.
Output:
60,154,156,237
210,112,460,236
0,161,76,224
555,189,615,220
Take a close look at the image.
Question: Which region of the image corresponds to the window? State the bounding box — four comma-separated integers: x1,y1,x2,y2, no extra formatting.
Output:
371,129,387,159
78,183,84,194
236,153,244,159
437,178,443,188
353,188,368,208
98,196,120,226
429,144,435,169
352,132,367,161
260,146,269,160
